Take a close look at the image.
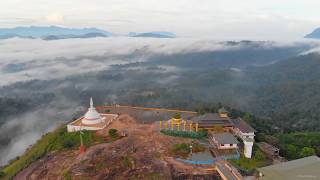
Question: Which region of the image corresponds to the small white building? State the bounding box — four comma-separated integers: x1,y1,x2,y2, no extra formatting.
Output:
67,98,118,132
209,132,239,149
231,118,256,158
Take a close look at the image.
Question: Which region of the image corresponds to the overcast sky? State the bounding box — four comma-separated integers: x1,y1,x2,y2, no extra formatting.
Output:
0,0,320,39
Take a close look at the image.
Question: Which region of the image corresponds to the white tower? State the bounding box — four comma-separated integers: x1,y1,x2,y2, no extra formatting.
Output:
243,140,254,158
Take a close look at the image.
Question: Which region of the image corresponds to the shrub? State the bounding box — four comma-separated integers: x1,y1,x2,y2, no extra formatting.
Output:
192,143,206,153
63,139,77,148
146,172,162,180
254,150,266,161
108,129,118,139
122,156,134,168
0,171,5,178
63,169,72,180
95,160,107,171
283,144,298,160
171,143,190,157
300,147,315,158
160,129,207,139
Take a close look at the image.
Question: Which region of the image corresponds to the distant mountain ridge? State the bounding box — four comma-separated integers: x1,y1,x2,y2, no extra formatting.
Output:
0,26,111,37
129,31,176,38
0,26,177,40
305,27,320,39
42,32,109,40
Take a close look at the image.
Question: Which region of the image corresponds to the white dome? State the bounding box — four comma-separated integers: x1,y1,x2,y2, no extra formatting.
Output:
82,98,104,125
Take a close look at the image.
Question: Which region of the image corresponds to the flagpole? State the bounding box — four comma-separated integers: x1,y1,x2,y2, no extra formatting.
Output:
79,124,86,154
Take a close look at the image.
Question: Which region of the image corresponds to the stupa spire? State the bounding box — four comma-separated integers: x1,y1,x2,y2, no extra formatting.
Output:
82,97,103,125
90,97,93,108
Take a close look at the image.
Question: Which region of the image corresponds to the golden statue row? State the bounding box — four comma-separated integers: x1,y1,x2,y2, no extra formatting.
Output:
159,118,199,132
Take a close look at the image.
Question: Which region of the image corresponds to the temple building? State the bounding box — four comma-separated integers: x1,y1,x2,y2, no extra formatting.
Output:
159,108,255,158
67,98,118,132
159,113,194,131
209,132,239,149
191,113,234,132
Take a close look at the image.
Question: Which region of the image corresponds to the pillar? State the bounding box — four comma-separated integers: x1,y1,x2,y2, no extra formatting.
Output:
244,140,254,158
165,121,168,129
196,123,199,132
190,123,193,131
159,121,162,129
184,121,187,131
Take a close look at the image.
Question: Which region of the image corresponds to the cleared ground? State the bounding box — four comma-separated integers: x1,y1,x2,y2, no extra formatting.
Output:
97,105,197,123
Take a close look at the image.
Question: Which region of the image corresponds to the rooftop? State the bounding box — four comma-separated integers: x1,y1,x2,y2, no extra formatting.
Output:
210,132,239,144
230,118,256,133
192,113,230,122
197,120,234,128
258,156,320,180
257,142,279,152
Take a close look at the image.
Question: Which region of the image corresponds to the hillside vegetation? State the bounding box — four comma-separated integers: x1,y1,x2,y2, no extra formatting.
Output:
275,132,320,160
0,127,103,179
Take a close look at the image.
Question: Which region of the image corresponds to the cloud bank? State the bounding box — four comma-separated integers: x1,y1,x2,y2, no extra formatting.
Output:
0,97,81,165
0,37,248,86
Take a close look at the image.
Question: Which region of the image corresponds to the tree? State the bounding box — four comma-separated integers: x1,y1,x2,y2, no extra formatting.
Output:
255,150,266,161
108,129,118,139
284,144,297,160
0,171,5,178
243,112,253,123
300,147,315,158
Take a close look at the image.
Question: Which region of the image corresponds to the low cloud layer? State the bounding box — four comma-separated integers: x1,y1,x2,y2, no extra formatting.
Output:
0,97,82,165
0,37,246,86
1,37,316,86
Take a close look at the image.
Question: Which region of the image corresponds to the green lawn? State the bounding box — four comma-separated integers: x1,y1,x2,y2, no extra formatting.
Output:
231,156,264,170
230,150,270,171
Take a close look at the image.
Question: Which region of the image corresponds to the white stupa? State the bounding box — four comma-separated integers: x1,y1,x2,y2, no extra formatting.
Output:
67,97,118,132
82,97,105,125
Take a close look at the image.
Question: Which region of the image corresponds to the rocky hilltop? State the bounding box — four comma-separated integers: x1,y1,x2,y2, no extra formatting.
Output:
10,109,220,180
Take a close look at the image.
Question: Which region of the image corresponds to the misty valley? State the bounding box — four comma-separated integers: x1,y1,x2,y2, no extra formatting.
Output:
1,38,320,179
0,39,319,155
